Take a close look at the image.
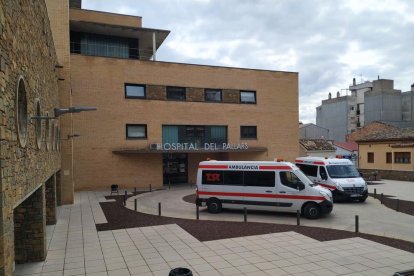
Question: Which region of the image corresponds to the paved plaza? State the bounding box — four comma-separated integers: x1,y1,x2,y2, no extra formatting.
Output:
128,183,414,242
14,188,414,276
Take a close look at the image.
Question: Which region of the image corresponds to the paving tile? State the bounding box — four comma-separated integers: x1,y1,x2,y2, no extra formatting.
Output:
63,267,86,276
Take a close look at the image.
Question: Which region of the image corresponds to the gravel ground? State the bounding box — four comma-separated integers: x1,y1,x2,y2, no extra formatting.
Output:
97,194,414,253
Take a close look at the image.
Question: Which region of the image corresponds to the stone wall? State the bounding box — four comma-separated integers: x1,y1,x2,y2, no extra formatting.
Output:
359,168,414,182
0,0,61,274
45,175,56,225
13,186,46,263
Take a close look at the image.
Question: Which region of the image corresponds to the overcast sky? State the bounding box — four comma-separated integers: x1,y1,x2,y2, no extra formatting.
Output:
83,0,414,123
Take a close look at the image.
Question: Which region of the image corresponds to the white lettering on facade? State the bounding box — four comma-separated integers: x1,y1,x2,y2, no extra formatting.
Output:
153,143,249,151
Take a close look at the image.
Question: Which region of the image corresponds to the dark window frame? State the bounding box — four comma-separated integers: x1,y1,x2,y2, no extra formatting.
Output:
240,126,257,139
367,152,374,163
296,164,318,177
279,171,305,190
386,152,392,164
394,152,411,164
167,86,186,101
240,90,257,104
204,89,222,102
126,124,147,139
125,83,146,99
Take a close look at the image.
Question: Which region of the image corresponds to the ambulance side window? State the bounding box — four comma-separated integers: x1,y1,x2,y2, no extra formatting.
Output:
244,171,275,187
202,170,223,185
319,166,328,180
279,171,305,190
223,170,244,186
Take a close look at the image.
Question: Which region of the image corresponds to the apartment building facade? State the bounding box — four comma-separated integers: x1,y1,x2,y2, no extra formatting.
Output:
317,78,414,141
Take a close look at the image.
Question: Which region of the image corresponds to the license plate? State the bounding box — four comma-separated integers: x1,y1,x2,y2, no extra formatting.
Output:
350,194,360,197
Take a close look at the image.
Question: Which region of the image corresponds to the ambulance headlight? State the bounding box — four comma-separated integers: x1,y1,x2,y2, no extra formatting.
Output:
336,183,344,191
319,191,332,201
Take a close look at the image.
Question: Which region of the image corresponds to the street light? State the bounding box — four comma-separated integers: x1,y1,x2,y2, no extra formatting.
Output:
31,106,97,120
54,106,97,117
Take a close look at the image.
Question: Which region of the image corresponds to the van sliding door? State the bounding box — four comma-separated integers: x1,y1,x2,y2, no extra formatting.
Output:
243,171,276,211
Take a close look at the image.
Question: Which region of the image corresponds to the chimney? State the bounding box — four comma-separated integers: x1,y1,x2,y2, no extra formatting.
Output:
337,91,340,98
411,83,414,92
378,75,380,80
328,92,331,99
353,78,356,85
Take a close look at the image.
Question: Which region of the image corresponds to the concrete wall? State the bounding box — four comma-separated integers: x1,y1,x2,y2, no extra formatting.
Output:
365,91,402,124
299,124,329,139
0,0,61,274
316,97,350,141
402,92,414,122
70,55,299,190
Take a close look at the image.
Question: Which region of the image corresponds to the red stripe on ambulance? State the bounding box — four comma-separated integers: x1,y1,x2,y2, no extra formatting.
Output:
198,165,228,169
197,191,325,201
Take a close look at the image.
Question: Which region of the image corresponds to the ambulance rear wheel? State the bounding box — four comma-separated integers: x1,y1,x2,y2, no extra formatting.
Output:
207,198,222,213
303,203,321,219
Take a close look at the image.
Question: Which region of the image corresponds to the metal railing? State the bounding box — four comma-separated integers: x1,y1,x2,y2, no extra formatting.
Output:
69,41,155,60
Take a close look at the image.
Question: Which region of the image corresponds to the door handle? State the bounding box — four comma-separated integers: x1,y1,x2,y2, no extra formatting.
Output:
265,190,272,193
279,191,286,194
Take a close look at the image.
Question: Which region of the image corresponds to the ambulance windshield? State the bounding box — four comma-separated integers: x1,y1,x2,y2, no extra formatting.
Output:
294,169,316,186
326,165,360,178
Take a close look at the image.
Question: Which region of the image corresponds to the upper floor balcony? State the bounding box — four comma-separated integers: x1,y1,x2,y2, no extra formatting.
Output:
69,8,169,60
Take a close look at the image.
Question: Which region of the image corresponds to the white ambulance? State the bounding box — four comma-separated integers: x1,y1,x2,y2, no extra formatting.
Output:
295,157,368,202
196,160,333,219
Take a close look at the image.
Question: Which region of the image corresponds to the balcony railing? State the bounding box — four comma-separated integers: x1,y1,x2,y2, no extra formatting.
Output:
70,41,155,60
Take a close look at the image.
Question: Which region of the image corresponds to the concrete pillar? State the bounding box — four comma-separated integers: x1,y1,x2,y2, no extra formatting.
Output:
45,175,57,225
152,32,156,61
13,185,46,263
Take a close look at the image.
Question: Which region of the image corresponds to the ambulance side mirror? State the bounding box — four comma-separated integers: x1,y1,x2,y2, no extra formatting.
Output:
320,172,328,181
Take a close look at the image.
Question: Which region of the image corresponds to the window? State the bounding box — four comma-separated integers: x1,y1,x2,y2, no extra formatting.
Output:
386,152,392,164
34,99,42,149
394,152,411,164
279,172,305,190
45,111,51,151
125,84,146,98
240,91,256,104
126,124,147,139
16,76,28,147
367,152,374,163
223,171,244,186
296,164,317,177
244,171,275,187
202,170,223,185
205,89,222,102
240,126,257,139
319,166,328,180
185,126,205,138
167,87,186,101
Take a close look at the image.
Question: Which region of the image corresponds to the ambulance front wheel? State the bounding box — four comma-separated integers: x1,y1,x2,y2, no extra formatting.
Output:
303,202,321,219
207,198,222,213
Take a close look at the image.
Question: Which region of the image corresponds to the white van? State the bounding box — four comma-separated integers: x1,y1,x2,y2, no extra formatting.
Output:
295,157,368,202
196,160,333,219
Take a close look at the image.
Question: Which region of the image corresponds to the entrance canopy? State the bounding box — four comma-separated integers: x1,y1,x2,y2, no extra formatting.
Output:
112,147,267,154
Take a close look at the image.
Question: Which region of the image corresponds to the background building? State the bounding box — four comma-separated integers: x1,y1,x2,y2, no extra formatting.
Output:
0,0,64,274
316,92,354,141
317,78,414,141
299,139,336,158
299,123,330,139
357,128,414,181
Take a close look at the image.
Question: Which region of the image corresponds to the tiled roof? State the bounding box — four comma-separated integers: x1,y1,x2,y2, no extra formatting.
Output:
299,139,336,151
356,127,414,142
333,141,358,151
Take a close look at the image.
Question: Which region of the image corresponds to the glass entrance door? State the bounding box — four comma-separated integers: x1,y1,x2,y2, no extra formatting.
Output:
163,153,188,184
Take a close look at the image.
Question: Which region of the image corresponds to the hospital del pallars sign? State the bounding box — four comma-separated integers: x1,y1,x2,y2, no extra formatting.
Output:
151,143,249,151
